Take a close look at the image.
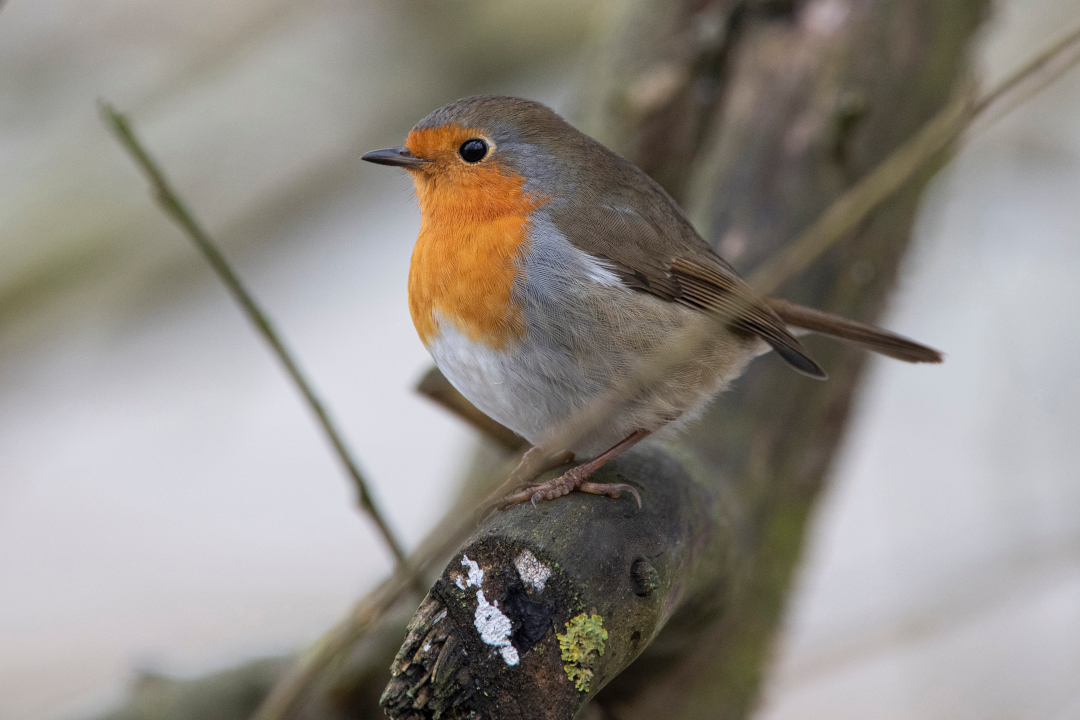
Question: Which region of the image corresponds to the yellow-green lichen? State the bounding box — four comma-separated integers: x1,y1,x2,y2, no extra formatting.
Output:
557,613,608,692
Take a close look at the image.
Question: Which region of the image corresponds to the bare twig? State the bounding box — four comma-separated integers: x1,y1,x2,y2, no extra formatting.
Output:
973,24,1080,118
100,102,411,570
748,93,971,293
416,367,527,451
749,23,1080,294
251,572,423,720
250,468,494,720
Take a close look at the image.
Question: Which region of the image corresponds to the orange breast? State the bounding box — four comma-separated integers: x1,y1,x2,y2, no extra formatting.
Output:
406,127,546,350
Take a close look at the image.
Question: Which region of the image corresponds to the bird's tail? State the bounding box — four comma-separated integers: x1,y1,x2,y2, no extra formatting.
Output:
767,298,943,364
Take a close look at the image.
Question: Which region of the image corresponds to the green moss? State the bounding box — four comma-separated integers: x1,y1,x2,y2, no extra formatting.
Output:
557,614,608,692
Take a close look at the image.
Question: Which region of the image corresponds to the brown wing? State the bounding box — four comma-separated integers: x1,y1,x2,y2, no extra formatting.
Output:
555,198,828,379
670,256,828,378
530,118,939,375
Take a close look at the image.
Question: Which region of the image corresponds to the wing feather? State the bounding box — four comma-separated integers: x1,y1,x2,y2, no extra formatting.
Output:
558,201,827,379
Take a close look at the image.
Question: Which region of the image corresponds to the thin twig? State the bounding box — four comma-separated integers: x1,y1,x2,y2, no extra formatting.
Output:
100,102,411,571
972,24,1080,117
749,23,1080,294
252,573,422,720
250,460,495,719
748,93,971,293
249,22,1080,720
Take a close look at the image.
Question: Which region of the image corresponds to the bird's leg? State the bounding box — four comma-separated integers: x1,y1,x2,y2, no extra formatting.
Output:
496,429,651,511
511,445,576,487
476,446,575,521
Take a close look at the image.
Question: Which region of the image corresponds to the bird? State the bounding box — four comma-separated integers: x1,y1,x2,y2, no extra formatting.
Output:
362,95,942,510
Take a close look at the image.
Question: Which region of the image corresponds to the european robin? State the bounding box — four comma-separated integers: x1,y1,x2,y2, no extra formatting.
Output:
363,96,941,509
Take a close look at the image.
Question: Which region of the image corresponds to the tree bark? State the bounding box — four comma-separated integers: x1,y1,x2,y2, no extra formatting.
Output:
380,445,733,719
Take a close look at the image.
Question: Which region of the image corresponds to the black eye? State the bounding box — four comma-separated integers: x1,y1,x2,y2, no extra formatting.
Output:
458,138,488,163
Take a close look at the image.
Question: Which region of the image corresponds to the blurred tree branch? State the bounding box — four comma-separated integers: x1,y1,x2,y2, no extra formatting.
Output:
417,366,527,452
100,104,413,574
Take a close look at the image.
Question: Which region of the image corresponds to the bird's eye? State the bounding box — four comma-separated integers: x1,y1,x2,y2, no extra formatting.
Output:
458,138,488,163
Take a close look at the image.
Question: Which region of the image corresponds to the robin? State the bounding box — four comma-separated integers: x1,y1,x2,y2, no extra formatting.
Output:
363,96,941,509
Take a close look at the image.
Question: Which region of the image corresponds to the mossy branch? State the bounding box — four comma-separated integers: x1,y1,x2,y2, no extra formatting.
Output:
380,445,728,719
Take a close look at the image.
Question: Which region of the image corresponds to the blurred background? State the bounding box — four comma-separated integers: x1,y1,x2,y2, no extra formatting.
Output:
0,1,1077,719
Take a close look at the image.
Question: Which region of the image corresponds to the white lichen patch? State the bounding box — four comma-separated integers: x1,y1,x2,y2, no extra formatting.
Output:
461,555,484,588
474,590,519,666
456,554,519,666
514,550,552,592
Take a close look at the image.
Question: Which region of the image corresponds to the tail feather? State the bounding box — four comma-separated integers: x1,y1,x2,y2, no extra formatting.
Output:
767,298,943,364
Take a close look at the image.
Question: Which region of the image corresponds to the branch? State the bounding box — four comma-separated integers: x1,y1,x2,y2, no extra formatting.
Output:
249,443,521,720
749,22,1080,295
381,445,726,719
99,103,411,571
416,367,527,452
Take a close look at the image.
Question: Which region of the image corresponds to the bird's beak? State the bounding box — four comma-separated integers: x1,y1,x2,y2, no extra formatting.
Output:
361,147,428,169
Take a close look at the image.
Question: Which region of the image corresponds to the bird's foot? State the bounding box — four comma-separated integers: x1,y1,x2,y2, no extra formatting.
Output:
495,464,641,510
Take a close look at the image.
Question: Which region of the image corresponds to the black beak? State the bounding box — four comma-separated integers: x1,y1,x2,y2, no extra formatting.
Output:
361,147,427,169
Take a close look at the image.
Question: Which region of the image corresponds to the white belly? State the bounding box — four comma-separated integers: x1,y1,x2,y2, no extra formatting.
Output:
427,290,758,458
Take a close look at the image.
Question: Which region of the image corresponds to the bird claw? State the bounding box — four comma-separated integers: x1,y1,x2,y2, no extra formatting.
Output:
579,481,642,509
615,483,642,509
